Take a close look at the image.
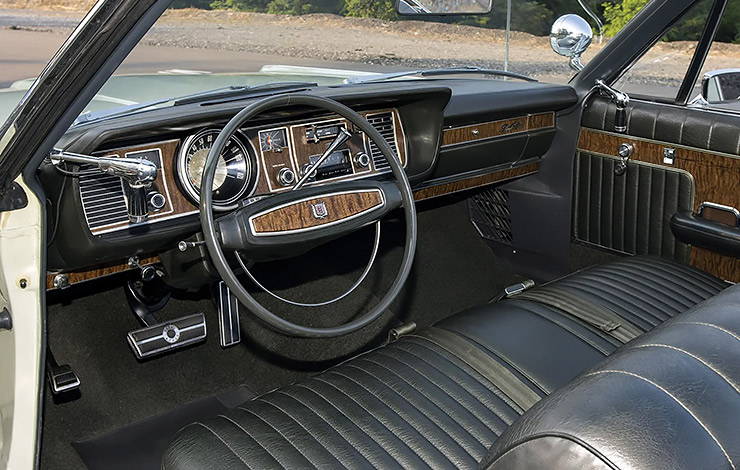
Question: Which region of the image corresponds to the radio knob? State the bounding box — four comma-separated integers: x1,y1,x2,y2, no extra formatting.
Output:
356,152,371,168
147,191,166,211
301,164,317,179
277,167,296,186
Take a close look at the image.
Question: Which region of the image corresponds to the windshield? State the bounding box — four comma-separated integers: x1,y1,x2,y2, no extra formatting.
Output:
1,0,739,122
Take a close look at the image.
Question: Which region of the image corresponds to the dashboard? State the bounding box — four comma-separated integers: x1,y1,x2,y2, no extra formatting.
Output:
81,109,406,236
42,80,577,288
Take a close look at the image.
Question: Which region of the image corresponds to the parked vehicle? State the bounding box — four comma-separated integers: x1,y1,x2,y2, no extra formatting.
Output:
0,0,737,469
690,68,740,111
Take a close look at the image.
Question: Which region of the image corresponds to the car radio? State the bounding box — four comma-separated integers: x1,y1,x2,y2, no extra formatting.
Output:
303,149,353,181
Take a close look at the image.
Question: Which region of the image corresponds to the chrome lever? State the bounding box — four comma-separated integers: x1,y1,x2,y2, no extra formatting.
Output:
595,80,630,133
51,149,158,223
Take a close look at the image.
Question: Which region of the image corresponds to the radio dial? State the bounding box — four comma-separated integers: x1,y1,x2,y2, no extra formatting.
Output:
301,164,317,179
277,167,296,186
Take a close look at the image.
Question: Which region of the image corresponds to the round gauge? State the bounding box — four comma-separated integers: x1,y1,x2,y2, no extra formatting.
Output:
177,129,256,208
259,129,287,152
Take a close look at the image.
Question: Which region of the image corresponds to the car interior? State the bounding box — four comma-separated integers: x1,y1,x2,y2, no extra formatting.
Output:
18,0,738,469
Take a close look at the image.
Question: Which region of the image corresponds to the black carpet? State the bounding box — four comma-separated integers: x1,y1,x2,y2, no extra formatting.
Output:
73,386,255,470
41,197,516,469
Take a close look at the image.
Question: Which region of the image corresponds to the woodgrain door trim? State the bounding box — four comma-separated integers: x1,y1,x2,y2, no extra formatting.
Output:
248,189,385,236
577,126,740,282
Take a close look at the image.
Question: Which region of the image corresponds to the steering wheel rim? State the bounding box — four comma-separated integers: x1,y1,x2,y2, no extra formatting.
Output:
200,94,417,338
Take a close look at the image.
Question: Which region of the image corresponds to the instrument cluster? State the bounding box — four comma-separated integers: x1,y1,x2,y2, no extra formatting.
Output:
77,109,406,236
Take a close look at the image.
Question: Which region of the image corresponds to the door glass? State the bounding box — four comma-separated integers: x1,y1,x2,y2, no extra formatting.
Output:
689,0,740,113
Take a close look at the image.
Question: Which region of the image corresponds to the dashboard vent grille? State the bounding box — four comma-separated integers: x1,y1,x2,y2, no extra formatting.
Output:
366,112,399,172
78,167,129,232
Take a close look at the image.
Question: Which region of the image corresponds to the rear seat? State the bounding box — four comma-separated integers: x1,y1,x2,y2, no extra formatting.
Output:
163,256,731,470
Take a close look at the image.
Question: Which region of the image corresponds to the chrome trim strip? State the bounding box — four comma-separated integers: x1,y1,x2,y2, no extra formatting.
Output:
248,188,385,237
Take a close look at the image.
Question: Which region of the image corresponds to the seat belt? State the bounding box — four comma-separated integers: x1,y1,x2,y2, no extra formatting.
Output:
511,285,642,344
421,327,541,412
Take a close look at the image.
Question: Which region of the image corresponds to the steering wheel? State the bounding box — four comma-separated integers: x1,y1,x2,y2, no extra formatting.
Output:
200,94,417,338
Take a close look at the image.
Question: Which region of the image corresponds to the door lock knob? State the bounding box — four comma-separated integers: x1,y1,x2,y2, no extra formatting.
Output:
615,143,634,176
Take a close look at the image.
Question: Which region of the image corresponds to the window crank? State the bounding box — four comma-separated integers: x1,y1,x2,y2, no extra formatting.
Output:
615,143,634,176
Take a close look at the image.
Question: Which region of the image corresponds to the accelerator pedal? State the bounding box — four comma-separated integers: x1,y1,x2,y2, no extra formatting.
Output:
127,313,206,360
216,281,241,348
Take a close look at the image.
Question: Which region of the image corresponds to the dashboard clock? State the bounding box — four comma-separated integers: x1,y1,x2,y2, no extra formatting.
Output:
177,129,257,209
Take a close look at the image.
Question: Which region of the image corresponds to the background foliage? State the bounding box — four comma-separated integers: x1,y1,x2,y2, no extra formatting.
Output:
173,0,740,43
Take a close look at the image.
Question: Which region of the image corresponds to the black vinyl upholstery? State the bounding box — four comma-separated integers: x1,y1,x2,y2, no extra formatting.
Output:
163,256,730,470
573,152,694,262
484,283,740,470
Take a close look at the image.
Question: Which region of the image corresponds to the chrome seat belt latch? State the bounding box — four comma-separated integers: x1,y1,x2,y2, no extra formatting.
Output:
504,279,536,298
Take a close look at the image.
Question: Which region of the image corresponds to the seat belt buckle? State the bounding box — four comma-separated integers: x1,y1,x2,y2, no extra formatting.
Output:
504,279,536,298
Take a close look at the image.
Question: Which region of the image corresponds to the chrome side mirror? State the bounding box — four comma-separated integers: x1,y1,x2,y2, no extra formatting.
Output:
550,14,593,72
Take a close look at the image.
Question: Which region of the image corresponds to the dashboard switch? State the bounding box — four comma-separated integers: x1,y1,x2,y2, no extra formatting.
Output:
277,167,296,186
148,191,166,211
355,152,371,168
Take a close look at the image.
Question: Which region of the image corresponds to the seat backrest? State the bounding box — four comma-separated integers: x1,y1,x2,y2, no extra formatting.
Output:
482,284,740,470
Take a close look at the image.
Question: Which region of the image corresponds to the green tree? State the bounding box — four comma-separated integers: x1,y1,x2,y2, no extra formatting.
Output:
343,0,397,21
209,0,269,10
601,0,648,37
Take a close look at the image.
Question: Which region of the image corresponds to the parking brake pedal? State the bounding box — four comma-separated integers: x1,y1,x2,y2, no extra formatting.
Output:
216,281,241,348
46,349,80,395
127,313,207,360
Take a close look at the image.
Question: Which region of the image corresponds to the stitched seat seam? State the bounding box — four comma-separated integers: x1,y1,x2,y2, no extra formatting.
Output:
304,377,431,467
355,356,491,449
326,368,467,467
271,389,387,469
631,344,739,392
374,349,503,435
584,369,736,469
400,338,525,418
249,398,349,469
196,421,257,470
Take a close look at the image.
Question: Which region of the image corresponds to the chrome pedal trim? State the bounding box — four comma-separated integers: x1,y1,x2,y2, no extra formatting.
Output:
127,313,206,359
48,364,80,395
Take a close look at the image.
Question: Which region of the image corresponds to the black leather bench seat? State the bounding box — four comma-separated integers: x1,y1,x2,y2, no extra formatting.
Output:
163,256,730,470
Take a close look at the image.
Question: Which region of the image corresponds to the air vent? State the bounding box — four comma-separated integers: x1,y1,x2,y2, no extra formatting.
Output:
366,112,399,172
469,188,513,244
78,166,129,232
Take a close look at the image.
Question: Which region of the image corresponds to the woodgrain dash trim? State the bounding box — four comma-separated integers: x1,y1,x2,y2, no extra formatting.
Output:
442,111,555,147
413,162,540,201
249,189,384,236
47,256,160,290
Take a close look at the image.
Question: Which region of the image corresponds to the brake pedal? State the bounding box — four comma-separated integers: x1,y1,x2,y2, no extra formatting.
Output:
127,313,207,360
216,281,241,348
46,349,80,395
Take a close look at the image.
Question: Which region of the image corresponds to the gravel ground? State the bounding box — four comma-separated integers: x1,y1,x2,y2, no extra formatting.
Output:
1,6,739,86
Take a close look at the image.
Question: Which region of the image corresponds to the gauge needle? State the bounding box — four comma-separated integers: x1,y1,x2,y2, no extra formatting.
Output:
293,127,352,190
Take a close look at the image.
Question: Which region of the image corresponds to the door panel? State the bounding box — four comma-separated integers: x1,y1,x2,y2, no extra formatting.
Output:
577,97,739,282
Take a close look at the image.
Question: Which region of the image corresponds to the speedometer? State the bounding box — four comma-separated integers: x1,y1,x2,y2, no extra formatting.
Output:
177,129,256,208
